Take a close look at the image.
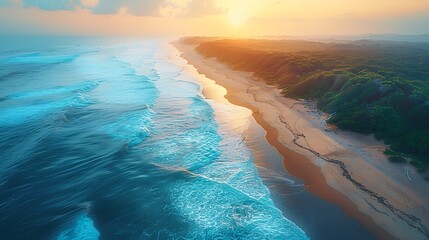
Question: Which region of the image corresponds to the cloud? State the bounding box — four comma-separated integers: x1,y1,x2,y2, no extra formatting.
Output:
0,0,19,7
81,0,99,8
184,0,224,17
0,0,82,10
22,0,82,10
91,0,158,15
0,0,224,17
91,0,224,17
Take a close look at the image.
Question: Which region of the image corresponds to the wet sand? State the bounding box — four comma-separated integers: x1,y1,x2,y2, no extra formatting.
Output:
172,39,429,240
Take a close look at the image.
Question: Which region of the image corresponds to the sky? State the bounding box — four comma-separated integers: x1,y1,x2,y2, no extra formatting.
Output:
0,0,428,36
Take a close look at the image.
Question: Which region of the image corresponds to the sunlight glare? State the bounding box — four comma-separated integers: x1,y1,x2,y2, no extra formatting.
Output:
229,14,247,27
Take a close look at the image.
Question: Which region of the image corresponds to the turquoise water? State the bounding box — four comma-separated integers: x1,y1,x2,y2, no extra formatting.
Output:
0,38,308,239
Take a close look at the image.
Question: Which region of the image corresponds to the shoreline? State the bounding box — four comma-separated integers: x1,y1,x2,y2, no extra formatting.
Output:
168,40,377,240
166,42,372,239
172,39,429,240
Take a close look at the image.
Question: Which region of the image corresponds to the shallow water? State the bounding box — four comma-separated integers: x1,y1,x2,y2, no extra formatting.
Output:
0,37,310,239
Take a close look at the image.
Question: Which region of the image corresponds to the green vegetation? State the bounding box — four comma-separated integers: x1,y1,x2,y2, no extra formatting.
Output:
388,156,407,164
195,39,429,171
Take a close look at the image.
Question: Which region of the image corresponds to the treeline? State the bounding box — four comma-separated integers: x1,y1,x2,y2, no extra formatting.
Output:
195,39,429,171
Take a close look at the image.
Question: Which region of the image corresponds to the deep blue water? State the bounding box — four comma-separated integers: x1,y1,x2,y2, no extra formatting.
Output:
0,38,310,239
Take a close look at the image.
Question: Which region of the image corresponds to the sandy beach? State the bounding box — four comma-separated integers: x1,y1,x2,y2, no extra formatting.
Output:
173,39,429,240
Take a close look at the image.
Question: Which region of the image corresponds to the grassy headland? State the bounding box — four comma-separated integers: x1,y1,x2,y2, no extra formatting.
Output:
193,38,429,172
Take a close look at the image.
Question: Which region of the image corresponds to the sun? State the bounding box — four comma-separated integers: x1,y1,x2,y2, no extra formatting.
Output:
229,14,247,27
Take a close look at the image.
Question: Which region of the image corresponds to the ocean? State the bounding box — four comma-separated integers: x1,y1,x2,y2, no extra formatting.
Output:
0,37,374,240
0,37,309,239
